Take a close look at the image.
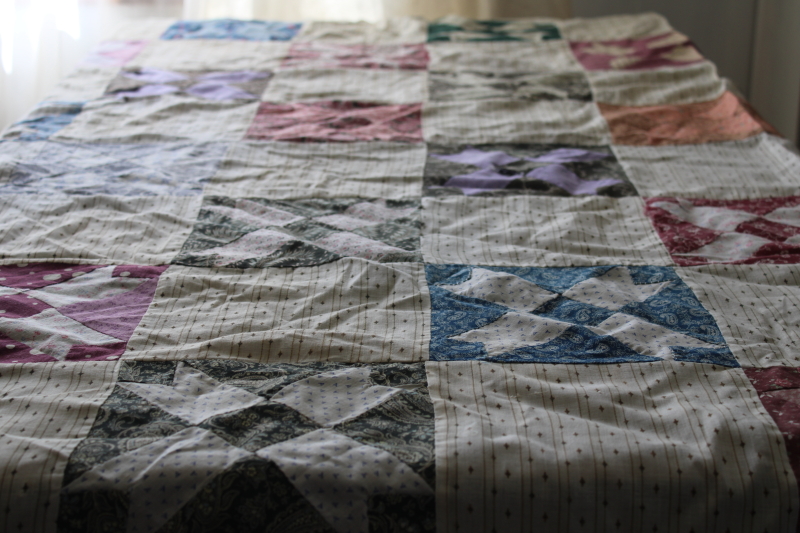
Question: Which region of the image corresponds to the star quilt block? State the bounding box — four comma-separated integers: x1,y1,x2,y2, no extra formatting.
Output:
246,101,423,142
60,360,435,533
645,196,800,265
104,68,273,101
0,263,167,363
281,42,429,70
569,31,703,70
424,143,635,197
426,264,736,366
428,70,592,102
161,19,302,41
427,16,560,42
173,196,422,268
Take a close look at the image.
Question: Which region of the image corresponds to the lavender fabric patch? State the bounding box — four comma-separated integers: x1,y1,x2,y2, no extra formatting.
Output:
123,68,188,84
186,82,256,101
431,146,520,168
527,147,610,163
526,164,623,195
114,84,180,99
197,71,269,83
105,69,273,101
444,168,522,194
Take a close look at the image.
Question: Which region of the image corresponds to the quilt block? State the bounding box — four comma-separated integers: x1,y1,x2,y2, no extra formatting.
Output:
569,31,703,71
282,42,429,70
161,19,302,41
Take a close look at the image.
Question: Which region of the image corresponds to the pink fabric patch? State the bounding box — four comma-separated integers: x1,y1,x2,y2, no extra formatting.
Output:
0,331,57,363
282,43,429,70
645,197,800,266
744,366,800,485
83,40,148,68
246,101,423,142
0,293,53,319
569,31,703,71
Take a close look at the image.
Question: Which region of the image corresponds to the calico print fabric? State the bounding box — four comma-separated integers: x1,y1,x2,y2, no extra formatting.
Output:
1,12,800,533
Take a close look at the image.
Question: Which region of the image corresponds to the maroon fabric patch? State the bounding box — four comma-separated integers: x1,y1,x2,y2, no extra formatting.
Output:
0,293,52,319
112,264,169,279
642,204,721,254
0,332,57,363
736,218,800,242
65,342,127,361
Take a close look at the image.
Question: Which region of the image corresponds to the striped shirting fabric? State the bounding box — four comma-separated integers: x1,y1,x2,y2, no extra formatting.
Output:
295,18,428,44
0,195,199,264
557,12,672,40
421,196,674,267
679,264,800,367
261,68,428,104
588,61,726,106
614,133,800,199
427,41,581,74
0,361,119,533
205,141,425,199
427,360,798,533
127,39,290,71
124,259,430,363
423,99,611,145
52,96,259,144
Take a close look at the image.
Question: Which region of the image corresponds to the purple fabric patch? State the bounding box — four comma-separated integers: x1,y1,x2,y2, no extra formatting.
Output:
123,68,188,84
185,82,256,101
83,40,147,68
526,148,610,164
58,278,159,341
0,332,56,363
432,147,520,168
444,168,522,195
0,293,52,319
115,84,180,99
0,264,102,290
65,342,127,361
198,71,270,83
526,164,623,195
112,265,169,279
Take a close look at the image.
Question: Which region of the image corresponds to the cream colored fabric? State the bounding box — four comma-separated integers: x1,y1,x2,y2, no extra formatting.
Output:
558,12,673,40
679,264,800,367
421,196,673,266
108,18,177,40
262,68,427,104
589,62,726,106
53,96,258,143
427,40,580,73
614,133,800,199
427,360,798,533
206,141,424,199
0,195,199,264
295,18,427,44
128,40,290,71
423,99,610,145
0,362,119,533
43,66,118,103
125,259,430,362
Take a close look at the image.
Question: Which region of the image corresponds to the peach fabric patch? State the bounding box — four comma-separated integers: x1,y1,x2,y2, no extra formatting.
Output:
569,31,703,71
598,91,766,145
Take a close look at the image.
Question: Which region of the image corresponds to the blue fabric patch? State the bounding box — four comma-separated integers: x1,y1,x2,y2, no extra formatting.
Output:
161,19,301,41
10,102,83,141
425,264,474,287
670,345,740,367
429,285,506,361
425,263,614,293
532,296,615,326
617,280,726,345
488,326,660,364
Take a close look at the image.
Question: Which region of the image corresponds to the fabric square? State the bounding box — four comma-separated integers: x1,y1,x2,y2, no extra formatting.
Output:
570,31,703,71
422,196,672,266
0,141,227,196
295,18,427,44
246,101,423,142
0,362,117,533
82,40,148,67
52,95,258,143
261,68,426,104
104,68,272,101
644,196,800,265
428,15,560,42
206,141,424,199
427,40,581,73
282,42,428,70
43,67,118,103
424,143,634,197
0,263,167,363
679,264,800,367
427,361,795,533
173,196,422,268
588,61,725,105
599,91,768,145
60,360,434,533
426,264,734,365
124,260,430,362
616,133,800,199
1,102,84,142
0,195,200,264
423,99,610,145
428,70,591,102
161,19,301,41
558,12,672,41
128,40,290,71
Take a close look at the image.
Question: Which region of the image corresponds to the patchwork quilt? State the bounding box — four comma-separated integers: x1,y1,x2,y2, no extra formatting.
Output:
2,12,800,533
